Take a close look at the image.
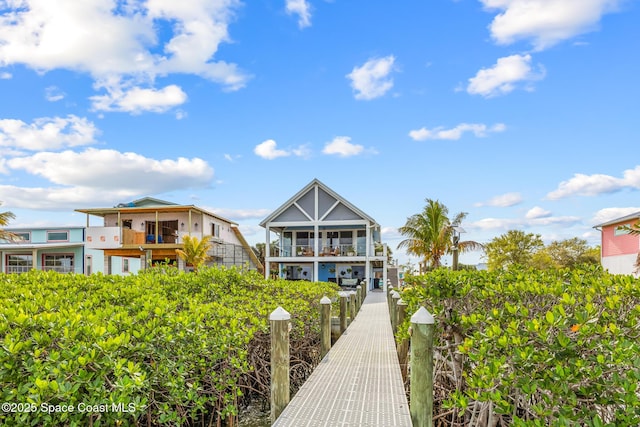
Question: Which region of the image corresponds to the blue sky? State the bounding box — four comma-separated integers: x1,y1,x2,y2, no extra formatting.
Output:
0,0,639,267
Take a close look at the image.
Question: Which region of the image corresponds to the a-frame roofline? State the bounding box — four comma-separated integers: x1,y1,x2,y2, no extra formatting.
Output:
593,211,640,228
259,178,379,228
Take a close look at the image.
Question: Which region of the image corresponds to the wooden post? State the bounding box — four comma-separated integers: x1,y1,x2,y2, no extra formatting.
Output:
396,298,409,381
349,291,356,321
356,285,362,312
270,306,291,424
320,296,331,358
391,291,400,333
387,285,394,312
339,291,348,334
360,280,367,300
410,307,435,427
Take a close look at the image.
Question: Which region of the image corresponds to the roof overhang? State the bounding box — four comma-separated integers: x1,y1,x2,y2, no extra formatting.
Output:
593,211,640,229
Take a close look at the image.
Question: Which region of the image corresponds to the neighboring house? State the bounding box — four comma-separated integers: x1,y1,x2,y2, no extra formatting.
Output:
75,197,262,275
0,227,85,274
594,211,640,277
260,179,389,290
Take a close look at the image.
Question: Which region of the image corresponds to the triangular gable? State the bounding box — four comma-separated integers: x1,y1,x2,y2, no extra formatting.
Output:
323,202,362,221
272,204,311,222
260,178,378,227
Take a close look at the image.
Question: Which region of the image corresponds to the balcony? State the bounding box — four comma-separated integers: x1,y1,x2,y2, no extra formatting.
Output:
272,243,386,258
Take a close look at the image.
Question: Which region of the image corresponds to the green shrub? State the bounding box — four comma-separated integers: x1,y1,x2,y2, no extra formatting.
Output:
0,268,338,426
400,266,640,426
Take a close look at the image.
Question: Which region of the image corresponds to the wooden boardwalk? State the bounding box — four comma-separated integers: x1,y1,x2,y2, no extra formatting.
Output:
273,290,412,427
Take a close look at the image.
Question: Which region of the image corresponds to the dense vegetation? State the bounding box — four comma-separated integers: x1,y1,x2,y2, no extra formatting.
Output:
0,267,338,426
399,267,640,426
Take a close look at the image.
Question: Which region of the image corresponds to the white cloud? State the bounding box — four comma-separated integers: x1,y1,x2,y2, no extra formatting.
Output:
0,72,11,79
475,192,523,207
7,148,214,193
1,148,214,209
526,206,552,219
481,0,620,50
0,115,99,151
90,84,188,113
546,166,640,200
347,56,396,100
253,139,311,160
0,185,144,210
286,0,312,28
322,136,364,157
592,207,640,225
470,214,581,231
254,139,291,159
467,54,545,97
409,123,506,141
45,86,65,102
0,0,248,113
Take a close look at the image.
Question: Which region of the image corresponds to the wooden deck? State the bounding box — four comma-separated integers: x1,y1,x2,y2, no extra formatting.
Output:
273,290,412,426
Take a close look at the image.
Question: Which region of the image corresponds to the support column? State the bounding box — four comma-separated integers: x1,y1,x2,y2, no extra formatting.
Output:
270,306,291,424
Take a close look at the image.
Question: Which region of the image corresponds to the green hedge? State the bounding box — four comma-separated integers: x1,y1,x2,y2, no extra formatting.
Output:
399,266,640,426
0,267,338,426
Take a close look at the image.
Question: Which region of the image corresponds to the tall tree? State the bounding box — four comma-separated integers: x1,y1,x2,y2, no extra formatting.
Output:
0,203,17,241
397,199,483,272
484,230,544,271
176,235,212,272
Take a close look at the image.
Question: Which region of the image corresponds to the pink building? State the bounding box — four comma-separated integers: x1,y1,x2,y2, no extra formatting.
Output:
594,211,640,276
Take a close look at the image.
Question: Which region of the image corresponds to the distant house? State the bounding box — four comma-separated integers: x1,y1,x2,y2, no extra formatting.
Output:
0,227,85,274
75,197,262,275
260,179,389,290
594,211,640,277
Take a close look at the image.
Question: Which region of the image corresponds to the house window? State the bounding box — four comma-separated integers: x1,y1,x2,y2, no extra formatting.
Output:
296,231,315,247
212,223,221,238
13,232,30,242
123,258,130,273
43,254,74,273
339,231,353,246
47,231,69,242
6,254,32,274
614,226,631,236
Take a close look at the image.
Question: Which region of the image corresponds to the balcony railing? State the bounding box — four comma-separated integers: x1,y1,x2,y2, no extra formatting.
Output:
273,243,385,258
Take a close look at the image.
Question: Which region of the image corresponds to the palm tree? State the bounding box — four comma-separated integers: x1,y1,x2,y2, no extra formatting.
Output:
0,203,18,241
175,235,212,272
397,199,483,272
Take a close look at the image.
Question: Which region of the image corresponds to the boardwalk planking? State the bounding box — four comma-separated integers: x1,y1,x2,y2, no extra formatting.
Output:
273,290,412,426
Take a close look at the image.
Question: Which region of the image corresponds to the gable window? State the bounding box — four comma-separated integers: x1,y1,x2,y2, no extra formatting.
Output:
6,254,32,274
47,231,69,242
43,254,74,273
614,226,631,236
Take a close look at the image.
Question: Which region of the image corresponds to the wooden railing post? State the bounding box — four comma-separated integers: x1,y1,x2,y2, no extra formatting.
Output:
410,307,435,427
339,291,348,334
360,280,367,300
356,285,362,312
270,306,291,424
320,296,331,358
387,285,394,312
396,298,409,381
391,290,400,333
349,291,356,321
